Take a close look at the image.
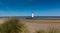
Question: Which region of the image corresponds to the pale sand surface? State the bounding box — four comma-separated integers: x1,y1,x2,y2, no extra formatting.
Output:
20,18,60,33
0,18,60,33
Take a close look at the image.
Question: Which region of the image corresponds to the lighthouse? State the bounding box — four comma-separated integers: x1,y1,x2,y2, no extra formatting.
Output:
32,12,34,18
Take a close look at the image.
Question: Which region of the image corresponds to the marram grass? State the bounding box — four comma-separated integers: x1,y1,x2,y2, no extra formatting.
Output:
36,27,60,33
0,18,29,33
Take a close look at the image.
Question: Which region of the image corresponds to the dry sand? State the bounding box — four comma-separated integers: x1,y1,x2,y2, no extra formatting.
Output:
0,18,60,33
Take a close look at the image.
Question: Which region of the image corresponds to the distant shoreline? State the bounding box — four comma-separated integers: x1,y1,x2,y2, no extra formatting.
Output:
0,16,60,18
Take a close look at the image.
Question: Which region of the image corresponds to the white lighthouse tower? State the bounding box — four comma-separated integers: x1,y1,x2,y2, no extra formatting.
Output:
32,11,34,18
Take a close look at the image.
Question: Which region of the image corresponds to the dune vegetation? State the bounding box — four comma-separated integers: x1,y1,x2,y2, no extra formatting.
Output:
35,26,60,33
0,18,60,33
0,18,29,33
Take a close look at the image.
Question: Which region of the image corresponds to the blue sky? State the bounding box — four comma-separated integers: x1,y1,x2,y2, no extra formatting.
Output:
0,0,60,16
